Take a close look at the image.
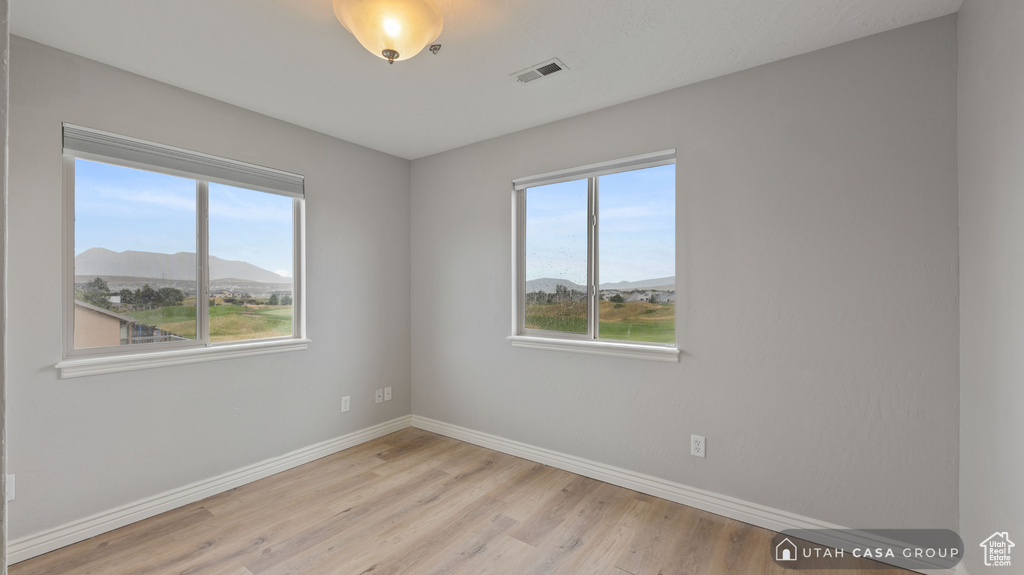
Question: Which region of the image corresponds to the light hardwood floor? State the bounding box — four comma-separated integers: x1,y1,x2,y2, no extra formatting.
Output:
11,428,910,575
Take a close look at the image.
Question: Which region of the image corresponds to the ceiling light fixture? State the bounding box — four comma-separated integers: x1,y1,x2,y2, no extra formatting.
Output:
333,0,443,64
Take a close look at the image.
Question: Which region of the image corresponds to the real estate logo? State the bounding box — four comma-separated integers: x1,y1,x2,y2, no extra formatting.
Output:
776,538,798,562
980,532,1014,567
770,529,963,570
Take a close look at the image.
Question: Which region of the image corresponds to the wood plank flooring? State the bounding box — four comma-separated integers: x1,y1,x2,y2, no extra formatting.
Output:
11,428,911,575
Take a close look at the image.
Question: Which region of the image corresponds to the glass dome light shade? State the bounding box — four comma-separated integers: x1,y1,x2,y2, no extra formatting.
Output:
333,0,443,63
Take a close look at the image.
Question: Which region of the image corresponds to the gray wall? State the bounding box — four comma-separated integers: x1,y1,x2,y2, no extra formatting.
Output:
958,1,1024,571
1,0,8,569
410,16,959,530
7,37,411,540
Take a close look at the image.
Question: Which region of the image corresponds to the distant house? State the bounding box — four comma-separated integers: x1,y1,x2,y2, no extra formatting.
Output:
74,301,137,348
74,300,184,348
621,289,676,303
626,291,651,303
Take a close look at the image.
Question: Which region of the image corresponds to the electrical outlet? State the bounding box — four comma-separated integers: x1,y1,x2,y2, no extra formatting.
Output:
384,387,392,401
375,389,383,404
6,474,14,502
691,435,706,458
341,396,350,413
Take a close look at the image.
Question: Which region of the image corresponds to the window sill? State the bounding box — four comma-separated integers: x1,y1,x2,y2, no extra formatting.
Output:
56,338,311,379
507,335,680,362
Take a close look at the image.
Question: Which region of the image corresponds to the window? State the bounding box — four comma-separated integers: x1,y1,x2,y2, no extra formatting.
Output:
58,124,307,377
510,151,679,361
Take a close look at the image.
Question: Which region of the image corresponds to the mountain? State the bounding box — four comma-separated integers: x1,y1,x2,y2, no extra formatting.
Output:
526,276,677,294
525,278,586,294
75,248,287,284
599,276,675,291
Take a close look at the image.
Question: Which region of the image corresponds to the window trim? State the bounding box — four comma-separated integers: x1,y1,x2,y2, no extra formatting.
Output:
62,123,304,197
59,124,307,377
510,150,680,362
55,338,311,379
511,149,676,190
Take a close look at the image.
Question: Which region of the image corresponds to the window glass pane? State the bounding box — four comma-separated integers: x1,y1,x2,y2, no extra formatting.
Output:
209,183,294,343
524,179,589,334
598,164,675,344
73,159,197,349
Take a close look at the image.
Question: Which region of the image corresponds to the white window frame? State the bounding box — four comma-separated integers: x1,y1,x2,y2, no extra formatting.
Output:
56,124,309,378
508,150,680,362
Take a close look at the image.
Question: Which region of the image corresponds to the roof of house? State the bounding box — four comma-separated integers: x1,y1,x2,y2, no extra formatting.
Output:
74,300,137,323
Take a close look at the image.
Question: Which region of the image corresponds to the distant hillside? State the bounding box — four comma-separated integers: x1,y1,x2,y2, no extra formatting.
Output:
75,248,286,283
527,276,676,294
600,276,675,291
525,278,586,294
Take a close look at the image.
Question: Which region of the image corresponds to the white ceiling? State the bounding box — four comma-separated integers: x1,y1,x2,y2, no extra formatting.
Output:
12,0,961,160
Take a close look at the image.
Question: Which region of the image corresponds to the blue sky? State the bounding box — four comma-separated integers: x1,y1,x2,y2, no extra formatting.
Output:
525,163,675,285
75,159,294,277
209,182,293,277
525,178,589,285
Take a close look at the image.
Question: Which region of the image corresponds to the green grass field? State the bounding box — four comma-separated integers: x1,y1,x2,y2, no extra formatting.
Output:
525,300,587,334
525,301,675,344
127,303,292,342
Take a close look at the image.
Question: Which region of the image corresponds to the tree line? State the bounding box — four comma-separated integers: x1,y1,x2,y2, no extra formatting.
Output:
525,283,587,304
222,293,291,306
77,277,293,310
77,277,186,310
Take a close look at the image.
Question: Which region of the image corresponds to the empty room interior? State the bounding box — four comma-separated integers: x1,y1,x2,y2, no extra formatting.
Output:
1,0,1022,574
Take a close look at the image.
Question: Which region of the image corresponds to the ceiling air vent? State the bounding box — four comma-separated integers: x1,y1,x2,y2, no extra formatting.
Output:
512,58,568,84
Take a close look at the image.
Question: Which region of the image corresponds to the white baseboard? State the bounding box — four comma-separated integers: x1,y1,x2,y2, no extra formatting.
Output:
9,413,966,575
410,415,964,575
8,415,413,565
411,415,846,532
